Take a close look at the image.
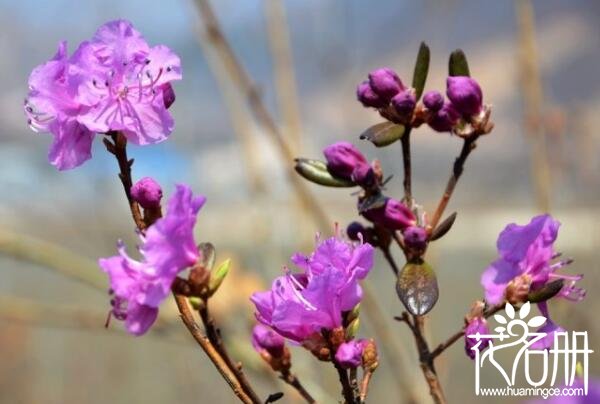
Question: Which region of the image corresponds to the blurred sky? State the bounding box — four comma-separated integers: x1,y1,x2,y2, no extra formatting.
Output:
0,1,599,403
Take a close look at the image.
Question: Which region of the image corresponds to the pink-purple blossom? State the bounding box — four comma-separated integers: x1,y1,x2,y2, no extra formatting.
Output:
131,177,163,209
323,142,370,181
368,68,404,101
335,340,366,368
446,76,483,117
362,198,416,231
99,184,205,335
464,317,490,360
250,234,374,343
24,19,182,170
252,324,286,357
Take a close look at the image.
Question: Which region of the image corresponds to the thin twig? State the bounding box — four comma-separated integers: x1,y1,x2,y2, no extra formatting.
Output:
429,135,479,232
280,369,317,404
359,370,374,403
410,315,447,404
174,294,255,404
197,299,262,403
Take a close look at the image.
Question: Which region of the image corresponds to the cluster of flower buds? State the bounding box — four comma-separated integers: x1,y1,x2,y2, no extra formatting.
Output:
357,68,416,124
357,67,493,138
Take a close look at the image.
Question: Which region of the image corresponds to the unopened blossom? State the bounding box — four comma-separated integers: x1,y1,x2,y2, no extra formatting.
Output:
422,91,444,112
323,142,370,181
446,76,483,117
252,324,286,357
464,317,491,359
368,68,404,101
391,89,416,121
335,340,366,368
403,226,427,250
99,184,205,335
427,101,460,133
250,234,374,343
24,19,182,170
356,81,386,109
362,198,415,231
24,42,95,170
131,177,163,209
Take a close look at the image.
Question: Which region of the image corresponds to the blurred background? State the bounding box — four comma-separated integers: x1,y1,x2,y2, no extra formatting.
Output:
0,0,598,403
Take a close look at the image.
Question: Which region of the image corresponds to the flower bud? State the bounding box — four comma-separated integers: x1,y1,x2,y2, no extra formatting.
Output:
160,83,176,109
368,68,404,101
403,226,427,250
131,177,163,209
346,222,366,241
446,76,483,117
361,339,379,372
351,164,377,189
422,91,444,112
356,81,387,109
323,142,369,180
427,102,460,132
391,89,416,121
207,259,231,297
335,340,365,369
464,317,490,360
252,324,286,358
362,198,415,231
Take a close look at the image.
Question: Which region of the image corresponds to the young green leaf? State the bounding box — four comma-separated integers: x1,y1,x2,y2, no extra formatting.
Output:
294,158,356,187
359,122,405,147
448,49,471,77
412,42,430,100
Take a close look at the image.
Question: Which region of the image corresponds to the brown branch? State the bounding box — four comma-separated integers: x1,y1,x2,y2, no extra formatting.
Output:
103,132,146,231
429,135,479,232
197,299,262,403
359,370,374,403
280,369,317,404
400,128,413,203
173,294,255,404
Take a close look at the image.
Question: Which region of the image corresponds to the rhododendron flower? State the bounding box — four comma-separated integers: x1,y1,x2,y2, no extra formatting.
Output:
24,19,181,170
99,184,205,335
361,198,416,231
481,214,584,349
446,76,483,117
323,142,369,181
464,317,490,359
250,234,374,343
252,324,286,358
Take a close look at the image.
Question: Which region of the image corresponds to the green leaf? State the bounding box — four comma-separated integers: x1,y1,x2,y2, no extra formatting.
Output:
448,49,471,77
359,122,405,147
396,261,439,316
411,42,430,100
345,317,360,339
430,212,457,241
527,279,564,303
208,259,231,296
294,158,356,187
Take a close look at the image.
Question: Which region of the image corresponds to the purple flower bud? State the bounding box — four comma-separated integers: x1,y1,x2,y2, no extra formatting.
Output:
356,81,387,109
131,177,163,209
351,164,377,189
464,317,490,360
368,68,404,101
446,76,483,117
323,142,369,180
161,83,176,109
427,102,460,132
346,222,366,241
362,198,415,231
335,340,365,369
391,89,416,120
252,324,285,357
422,91,444,112
403,226,427,250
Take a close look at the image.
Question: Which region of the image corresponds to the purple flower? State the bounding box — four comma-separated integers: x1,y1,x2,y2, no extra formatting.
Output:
362,198,416,231
530,301,566,350
422,91,444,112
250,234,374,343
464,317,491,359
368,68,404,101
335,340,366,368
131,177,163,209
99,184,205,335
481,214,584,306
74,20,181,145
446,76,483,117
24,20,182,170
391,89,416,121
323,142,369,181
403,226,427,250
356,81,386,109
252,324,286,357
25,42,95,170
427,101,460,132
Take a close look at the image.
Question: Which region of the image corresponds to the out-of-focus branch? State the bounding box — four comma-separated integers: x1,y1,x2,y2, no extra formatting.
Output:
265,0,303,152
192,0,330,231
0,228,106,291
515,0,552,212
